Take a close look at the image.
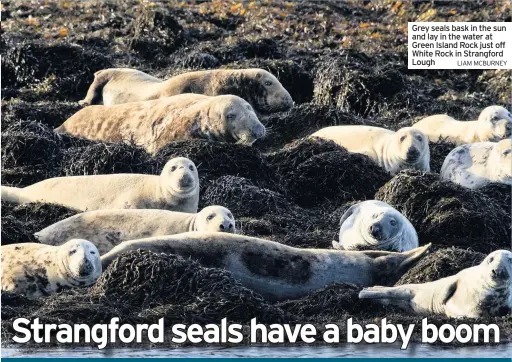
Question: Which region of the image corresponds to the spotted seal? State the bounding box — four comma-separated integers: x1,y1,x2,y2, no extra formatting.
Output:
359,250,512,318
440,139,512,189
100,232,431,301
333,200,418,252
1,239,101,299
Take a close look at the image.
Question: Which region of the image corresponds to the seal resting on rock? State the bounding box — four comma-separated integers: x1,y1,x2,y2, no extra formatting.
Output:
35,206,236,254
412,105,512,145
1,157,199,213
79,68,294,115
100,232,431,301
57,94,265,153
440,139,512,189
311,126,430,175
333,200,418,252
1,239,102,299
359,250,512,318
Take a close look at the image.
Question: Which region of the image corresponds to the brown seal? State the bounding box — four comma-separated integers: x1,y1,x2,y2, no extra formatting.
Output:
57,94,265,153
79,68,294,115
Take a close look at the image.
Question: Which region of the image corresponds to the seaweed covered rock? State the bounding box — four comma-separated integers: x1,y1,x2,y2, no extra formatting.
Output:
1,201,79,245
429,139,457,174
155,140,277,189
479,183,512,215
1,121,90,183
1,38,112,100
278,283,382,322
258,103,374,151
1,100,81,131
61,142,155,176
396,247,486,286
202,176,290,217
129,5,185,63
92,250,284,323
270,138,390,208
313,55,405,117
225,58,314,104
477,69,512,104
1,121,64,174
169,48,221,69
375,170,511,252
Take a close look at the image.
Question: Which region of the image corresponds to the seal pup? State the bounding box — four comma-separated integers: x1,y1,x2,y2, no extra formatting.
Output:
333,200,418,252
35,206,236,254
1,157,199,212
57,94,266,153
440,139,512,189
359,250,512,318
79,68,294,115
100,232,431,301
1,239,102,299
412,105,512,145
311,126,430,175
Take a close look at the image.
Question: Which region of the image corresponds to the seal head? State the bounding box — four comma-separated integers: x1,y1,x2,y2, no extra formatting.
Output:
489,139,512,184
58,239,102,286
246,69,294,114
161,157,199,199
195,205,236,233
334,200,418,252
388,127,430,172
211,95,265,145
478,105,512,141
482,250,512,287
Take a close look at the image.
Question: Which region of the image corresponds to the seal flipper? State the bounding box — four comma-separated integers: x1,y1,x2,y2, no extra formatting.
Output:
79,69,113,105
359,285,415,310
359,285,414,300
441,280,458,305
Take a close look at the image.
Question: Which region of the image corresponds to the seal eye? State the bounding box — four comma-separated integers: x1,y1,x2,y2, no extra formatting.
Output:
226,114,235,121
399,135,406,142
415,135,423,142
389,219,397,226
206,214,215,221
90,251,96,255
69,249,77,256
503,150,511,157
488,256,495,264
227,213,233,219
189,165,194,171
170,166,177,172
264,81,272,86
372,213,379,219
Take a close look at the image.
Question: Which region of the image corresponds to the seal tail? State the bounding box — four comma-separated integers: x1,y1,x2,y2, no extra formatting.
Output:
79,69,113,106
371,243,432,286
1,186,31,204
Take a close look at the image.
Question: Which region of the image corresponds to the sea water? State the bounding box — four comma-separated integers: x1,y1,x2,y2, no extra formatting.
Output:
2,343,511,358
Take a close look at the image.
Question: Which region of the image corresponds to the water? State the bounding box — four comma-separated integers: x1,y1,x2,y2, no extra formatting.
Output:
2,343,512,358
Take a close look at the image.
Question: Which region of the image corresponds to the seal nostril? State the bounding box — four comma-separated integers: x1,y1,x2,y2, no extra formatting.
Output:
219,224,225,230
229,223,233,229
